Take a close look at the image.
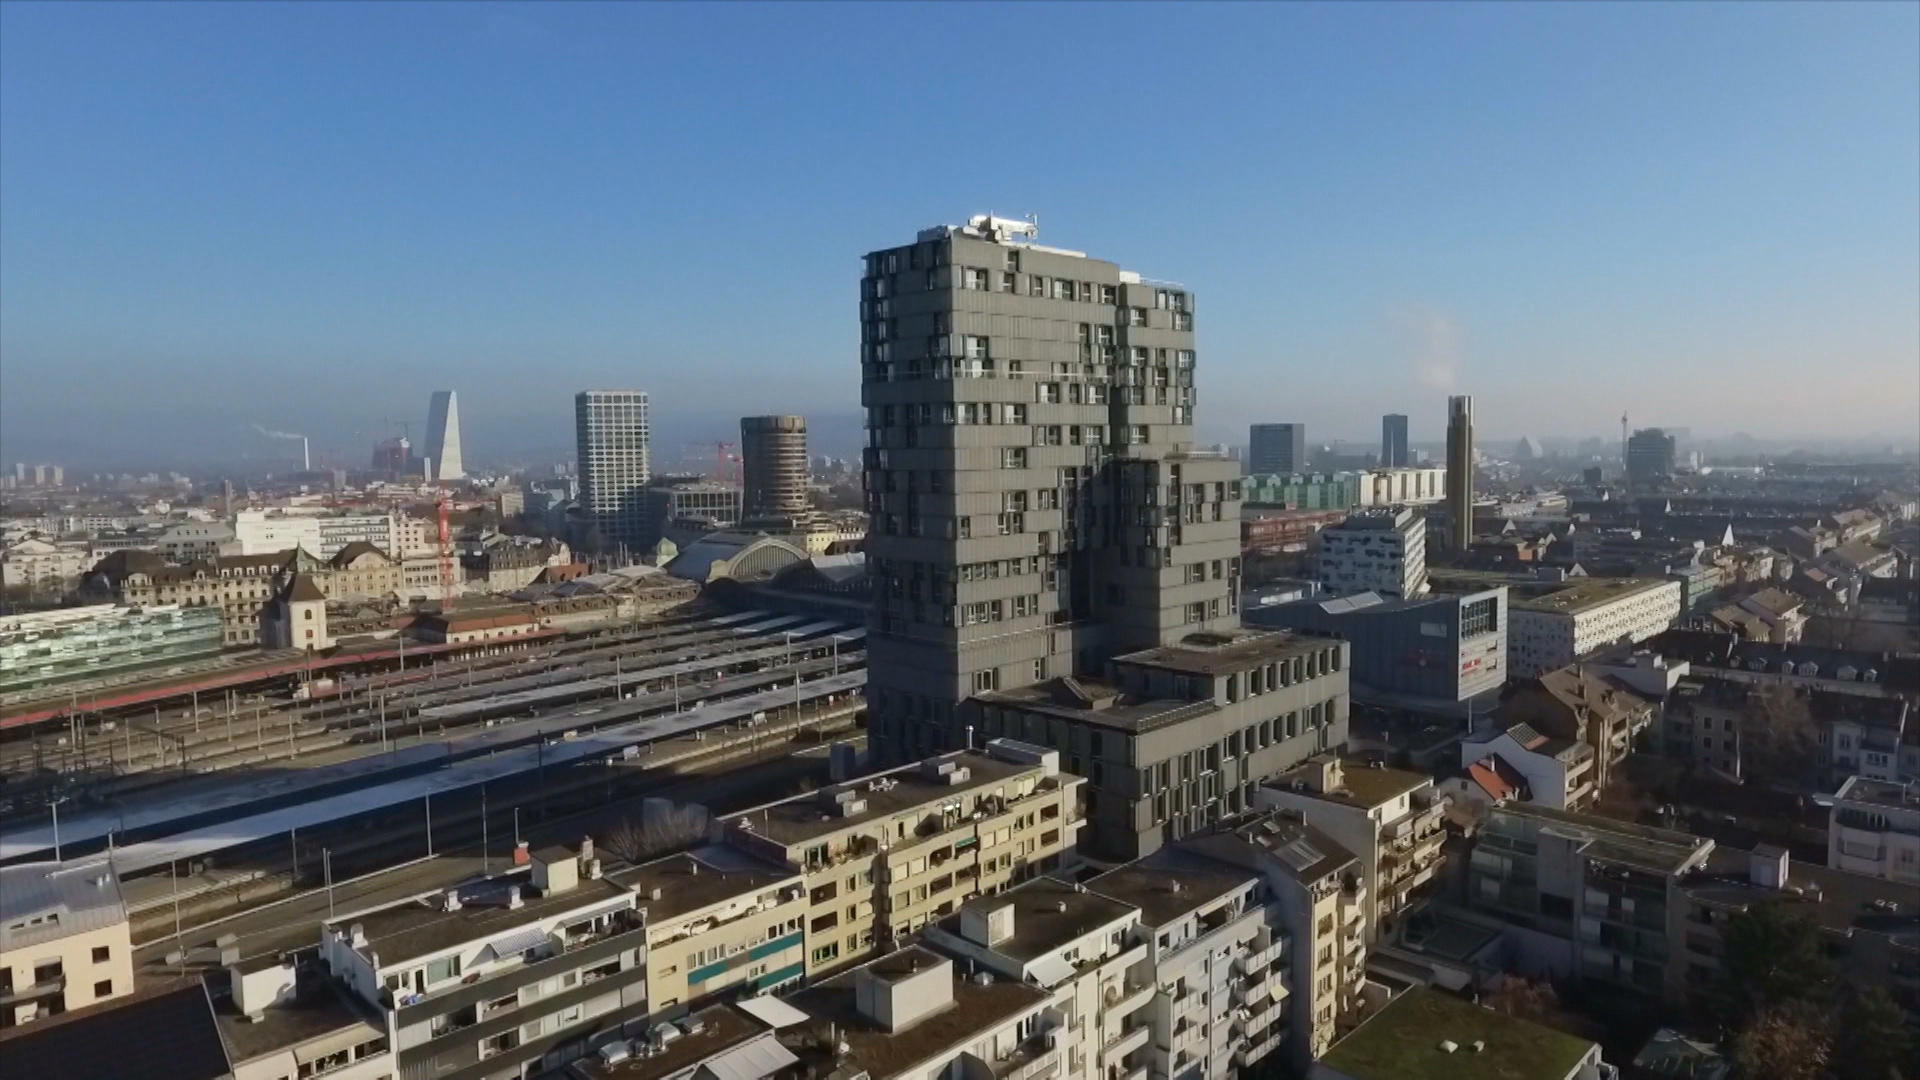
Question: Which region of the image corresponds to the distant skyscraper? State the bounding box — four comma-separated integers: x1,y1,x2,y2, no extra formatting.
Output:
739,415,810,519
423,390,465,481
1626,427,1677,489
1381,414,1410,467
575,390,651,553
1249,423,1306,475
1445,395,1474,550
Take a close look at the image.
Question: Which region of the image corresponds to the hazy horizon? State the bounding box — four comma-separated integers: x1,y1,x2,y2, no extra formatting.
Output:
4,2,1917,469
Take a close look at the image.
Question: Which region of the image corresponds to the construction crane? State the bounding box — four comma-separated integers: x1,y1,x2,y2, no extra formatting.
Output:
436,489,455,611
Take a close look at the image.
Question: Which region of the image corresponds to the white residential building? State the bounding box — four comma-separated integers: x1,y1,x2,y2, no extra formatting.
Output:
1458,722,1597,810
1315,508,1427,599
1827,776,1920,885
232,509,399,559
0,538,92,590
1506,577,1682,678
1351,467,1448,508
1089,851,1290,1080
924,878,1156,1080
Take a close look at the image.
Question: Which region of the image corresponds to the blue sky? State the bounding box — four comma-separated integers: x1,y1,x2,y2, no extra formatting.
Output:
3,1,1916,468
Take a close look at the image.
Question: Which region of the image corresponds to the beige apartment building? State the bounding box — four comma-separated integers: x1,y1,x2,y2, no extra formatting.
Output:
1258,756,1448,942
722,740,1084,977
611,846,807,1018
0,860,136,1028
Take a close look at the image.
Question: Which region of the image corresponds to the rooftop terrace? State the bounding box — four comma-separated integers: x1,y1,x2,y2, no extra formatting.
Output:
1319,986,1596,1080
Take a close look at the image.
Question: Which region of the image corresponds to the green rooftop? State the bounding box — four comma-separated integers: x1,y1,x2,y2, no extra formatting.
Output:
1320,987,1597,1080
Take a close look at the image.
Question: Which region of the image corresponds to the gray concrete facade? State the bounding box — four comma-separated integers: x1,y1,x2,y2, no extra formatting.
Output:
575,390,651,554
1249,423,1306,476
861,217,1241,765
740,415,810,519
1445,395,1473,551
1248,586,1507,707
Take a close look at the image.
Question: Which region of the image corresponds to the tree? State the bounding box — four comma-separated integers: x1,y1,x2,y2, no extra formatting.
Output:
1836,986,1915,1080
598,801,711,865
1731,1001,1832,1080
1483,976,1561,1024
1711,902,1833,1031
1740,684,1822,791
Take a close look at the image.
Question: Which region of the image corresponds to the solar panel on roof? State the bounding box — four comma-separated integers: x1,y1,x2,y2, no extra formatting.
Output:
1277,838,1323,871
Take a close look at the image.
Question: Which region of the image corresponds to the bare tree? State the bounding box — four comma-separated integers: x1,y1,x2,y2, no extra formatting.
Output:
599,801,711,865
1731,1002,1832,1080
1741,684,1822,791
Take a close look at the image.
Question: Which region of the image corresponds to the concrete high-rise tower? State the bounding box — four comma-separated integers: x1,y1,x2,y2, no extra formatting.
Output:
861,215,1243,763
423,391,465,481
740,415,810,519
1381,413,1410,467
1445,395,1474,550
1248,422,1306,475
575,390,651,554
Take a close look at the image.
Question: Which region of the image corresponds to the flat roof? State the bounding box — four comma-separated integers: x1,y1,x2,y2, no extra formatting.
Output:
327,871,631,966
783,948,1048,1080
610,845,798,925
936,877,1135,965
1508,577,1673,615
728,751,1049,847
1116,628,1331,676
0,979,232,1080
1089,850,1254,929
1683,848,1920,942
1493,804,1711,876
1320,986,1595,1080
210,970,384,1064
976,677,1218,734
1272,757,1430,810
576,1005,771,1080
1834,775,1920,812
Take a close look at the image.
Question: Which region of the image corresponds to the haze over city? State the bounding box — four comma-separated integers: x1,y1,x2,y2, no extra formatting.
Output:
3,1,1916,468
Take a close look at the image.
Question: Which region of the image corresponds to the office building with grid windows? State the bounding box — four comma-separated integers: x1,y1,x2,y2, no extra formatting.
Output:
575,390,651,555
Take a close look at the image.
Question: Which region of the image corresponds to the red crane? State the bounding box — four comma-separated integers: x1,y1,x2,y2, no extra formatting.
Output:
436,490,454,610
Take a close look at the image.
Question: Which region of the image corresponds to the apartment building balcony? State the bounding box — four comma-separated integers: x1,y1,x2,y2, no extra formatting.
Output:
982,1036,1062,1080
1101,1023,1152,1064
1103,979,1156,1020
1234,939,1283,976
1232,1032,1284,1070
1236,968,1286,1008
1117,1065,1148,1080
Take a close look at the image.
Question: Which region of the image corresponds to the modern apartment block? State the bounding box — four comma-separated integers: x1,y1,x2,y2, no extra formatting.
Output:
318,844,649,1080
1468,803,1713,1000
1314,507,1428,599
424,390,465,482
1090,852,1289,1080
0,859,135,1028
1351,466,1446,508
611,846,807,1018
923,878,1157,1080
1258,757,1447,943
1177,812,1370,1070
740,415,811,519
974,630,1351,859
576,390,652,554
781,945,1053,1080
1444,395,1473,551
720,741,1084,977
1827,775,1920,884
860,216,1240,765
1380,414,1409,468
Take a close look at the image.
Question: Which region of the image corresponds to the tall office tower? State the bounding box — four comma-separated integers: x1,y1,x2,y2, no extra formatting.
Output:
1445,395,1474,550
1381,413,1410,467
1626,427,1677,489
574,390,651,554
861,215,1242,763
1248,422,1306,475
422,390,465,481
739,415,811,519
